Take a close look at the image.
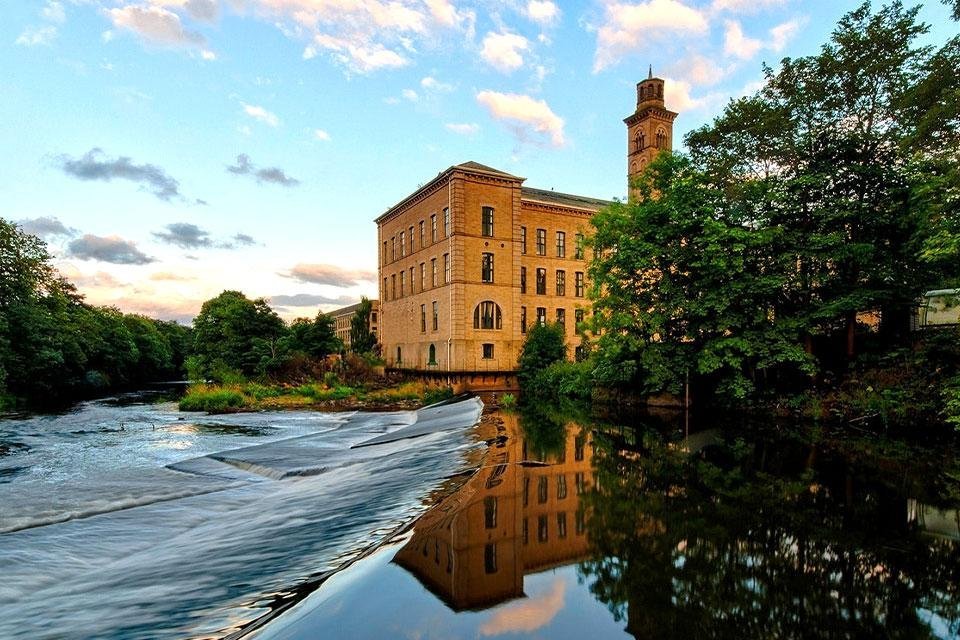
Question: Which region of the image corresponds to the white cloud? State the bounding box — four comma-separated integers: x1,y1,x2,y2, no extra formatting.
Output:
200,48,216,60
150,0,220,22
107,4,206,48
480,31,530,73
313,128,331,141
16,25,58,47
723,20,761,60
242,103,280,127
668,54,730,87
663,77,725,112
526,0,560,26
769,17,805,51
445,122,479,135
42,1,66,24
476,90,565,147
402,88,419,101
724,17,805,61
711,0,786,14
593,0,709,72
421,76,454,92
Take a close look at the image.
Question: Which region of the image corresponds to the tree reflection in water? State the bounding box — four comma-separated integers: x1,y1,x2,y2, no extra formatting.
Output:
580,418,960,639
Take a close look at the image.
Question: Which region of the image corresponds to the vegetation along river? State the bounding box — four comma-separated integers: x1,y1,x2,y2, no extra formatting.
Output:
2,390,960,639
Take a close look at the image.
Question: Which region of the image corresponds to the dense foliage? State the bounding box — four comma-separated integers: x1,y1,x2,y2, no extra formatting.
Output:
516,322,567,392
0,218,191,407
349,296,377,354
589,2,960,408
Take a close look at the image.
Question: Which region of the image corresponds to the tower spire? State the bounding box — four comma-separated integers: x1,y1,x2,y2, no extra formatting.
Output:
648,64,652,79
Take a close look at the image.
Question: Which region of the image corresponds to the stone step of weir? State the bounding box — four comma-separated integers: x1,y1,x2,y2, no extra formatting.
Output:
352,396,483,448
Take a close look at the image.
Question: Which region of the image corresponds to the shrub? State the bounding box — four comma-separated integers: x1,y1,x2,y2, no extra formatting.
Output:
517,323,567,390
179,386,247,412
423,386,454,405
323,371,340,388
944,375,960,429
499,393,517,410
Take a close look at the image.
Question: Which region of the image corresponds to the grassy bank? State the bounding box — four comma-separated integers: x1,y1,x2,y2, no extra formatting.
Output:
179,380,453,413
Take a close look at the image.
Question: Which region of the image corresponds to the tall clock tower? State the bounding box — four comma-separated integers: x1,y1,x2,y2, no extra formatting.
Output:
624,66,678,201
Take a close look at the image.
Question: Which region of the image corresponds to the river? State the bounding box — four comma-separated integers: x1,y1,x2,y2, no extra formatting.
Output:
3,391,960,639
0,388,485,639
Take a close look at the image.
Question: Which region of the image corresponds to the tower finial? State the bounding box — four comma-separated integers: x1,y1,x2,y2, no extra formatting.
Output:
648,64,653,79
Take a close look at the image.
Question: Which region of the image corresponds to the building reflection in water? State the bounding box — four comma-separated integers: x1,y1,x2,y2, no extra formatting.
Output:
393,411,593,611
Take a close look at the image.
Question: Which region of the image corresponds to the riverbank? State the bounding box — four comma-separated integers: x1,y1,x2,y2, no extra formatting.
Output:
179,380,454,413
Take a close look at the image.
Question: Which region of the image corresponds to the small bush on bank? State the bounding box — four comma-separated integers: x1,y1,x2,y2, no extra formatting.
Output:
499,393,517,410
179,387,247,412
423,386,454,405
530,361,594,400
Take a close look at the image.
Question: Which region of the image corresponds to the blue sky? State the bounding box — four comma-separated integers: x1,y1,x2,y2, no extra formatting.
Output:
2,0,955,322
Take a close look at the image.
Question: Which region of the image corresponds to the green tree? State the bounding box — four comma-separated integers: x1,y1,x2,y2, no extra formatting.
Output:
349,297,377,354
191,290,287,380
288,312,342,359
517,322,567,391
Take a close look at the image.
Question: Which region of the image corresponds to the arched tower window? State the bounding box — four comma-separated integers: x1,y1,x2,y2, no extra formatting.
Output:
473,301,503,330
655,128,666,149
657,84,663,98
634,130,645,151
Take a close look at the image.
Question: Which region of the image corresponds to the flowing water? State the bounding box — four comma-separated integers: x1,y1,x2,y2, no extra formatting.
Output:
0,389,485,640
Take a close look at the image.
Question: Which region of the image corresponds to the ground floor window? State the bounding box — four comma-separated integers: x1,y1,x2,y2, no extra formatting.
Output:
428,343,437,365
481,343,494,359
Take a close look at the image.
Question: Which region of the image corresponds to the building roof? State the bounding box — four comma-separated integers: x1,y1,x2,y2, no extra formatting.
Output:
329,300,377,318
452,161,522,180
520,186,612,210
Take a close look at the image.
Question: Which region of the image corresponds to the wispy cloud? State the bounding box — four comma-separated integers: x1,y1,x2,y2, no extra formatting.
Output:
313,129,331,141
476,90,565,147
525,0,560,26
283,263,375,287
16,25,58,47
445,122,479,136
711,0,787,14
226,154,299,187
724,17,805,60
269,293,356,307
480,31,530,73
56,148,182,201
242,103,280,127
592,0,709,73
16,216,77,239
67,234,155,265
152,222,257,249
106,4,206,48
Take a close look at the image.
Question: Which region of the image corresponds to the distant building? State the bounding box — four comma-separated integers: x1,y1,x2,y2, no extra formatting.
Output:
329,300,379,350
915,289,960,329
374,74,677,387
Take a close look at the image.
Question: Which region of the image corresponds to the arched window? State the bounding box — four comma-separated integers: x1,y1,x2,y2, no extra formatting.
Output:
655,128,666,149
473,301,502,330
657,84,663,98
634,130,645,151
630,161,637,174
428,344,437,365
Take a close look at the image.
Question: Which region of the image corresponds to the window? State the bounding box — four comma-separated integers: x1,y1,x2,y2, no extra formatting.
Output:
575,308,585,324
557,512,567,539
400,231,405,257
536,268,546,295
443,253,450,284
575,272,585,297
391,274,396,300
432,301,439,330
428,343,437,365
383,278,388,301
635,130,645,151
391,236,396,261
400,271,405,297
410,267,414,293
556,270,566,296
556,308,566,328
575,436,585,461
431,214,437,242
523,518,529,545
482,343,494,359
474,301,503,330
484,496,497,529
656,128,666,149
418,221,424,248
482,206,494,237
557,474,567,499
431,258,437,287
443,207,450,237
556,231,565,258
520,227,526,254
481,252,494,283
523,477,529,507
520,267,527,294
420,263,425,292
575,233,584,260
521,306,527,334
382,240,387,264
538,515,548,543
396,346,402,364
484,543,497,574
536,307,546,325
576,510,585,535
538,477,548,503
575,472,585,495
409,226,414,253
372,312,377,323
420,304,426,332
536,228,546,255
